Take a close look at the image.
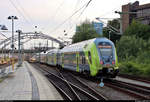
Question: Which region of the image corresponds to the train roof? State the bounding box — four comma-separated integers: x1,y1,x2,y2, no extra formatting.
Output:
61,37,113,53
47,48,60,54
40,51,47,55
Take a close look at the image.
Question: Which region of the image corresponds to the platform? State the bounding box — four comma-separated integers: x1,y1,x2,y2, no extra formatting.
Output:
0,61,63,100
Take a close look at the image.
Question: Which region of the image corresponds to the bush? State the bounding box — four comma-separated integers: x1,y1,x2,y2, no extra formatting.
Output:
142,64,150,77
116,36,145,60
116,20,150,77
136,51,150,64
119,61,143,75
124,19,150,40
119,61,150,77
145,68,150,77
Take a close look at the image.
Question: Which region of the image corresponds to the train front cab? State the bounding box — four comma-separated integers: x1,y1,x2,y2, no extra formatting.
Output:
94,39,119,78
59,38,119,78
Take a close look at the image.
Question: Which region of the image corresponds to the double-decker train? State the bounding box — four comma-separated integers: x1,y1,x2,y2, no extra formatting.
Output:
33,37,119,78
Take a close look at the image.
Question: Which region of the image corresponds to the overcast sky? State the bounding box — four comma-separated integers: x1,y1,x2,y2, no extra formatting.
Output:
0,0,149,48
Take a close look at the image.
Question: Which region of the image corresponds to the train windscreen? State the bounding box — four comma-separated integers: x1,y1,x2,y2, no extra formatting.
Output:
98,42,113,57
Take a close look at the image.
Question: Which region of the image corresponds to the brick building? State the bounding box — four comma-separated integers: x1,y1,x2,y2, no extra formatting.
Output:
122,1,150,32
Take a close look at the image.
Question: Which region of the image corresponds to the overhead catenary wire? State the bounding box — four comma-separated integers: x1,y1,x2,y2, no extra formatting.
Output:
44,0,65,31
59,0,93,41
65,0,93,37
8,0,33,28
14,0,35,27
49,0,93,34
0,32,18,49
78,1,122,37
98,3,121,18
8,0,37,49
0,32,8,39
74,0,81,11
96,18,119,19
68,0,80,29
55,0,93,40
77,0,92,19
88,2,122,30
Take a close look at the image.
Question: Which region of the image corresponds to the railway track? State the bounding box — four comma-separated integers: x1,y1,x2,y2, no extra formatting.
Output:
59,70,107,100
32,63,108,100
118,73,150,84
104,79,150,100
114,80,150,91
32,63,150,100
67,70,150,100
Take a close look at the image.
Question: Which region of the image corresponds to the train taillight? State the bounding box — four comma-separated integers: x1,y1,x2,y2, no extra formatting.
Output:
112,60,115,64
100,61,103,64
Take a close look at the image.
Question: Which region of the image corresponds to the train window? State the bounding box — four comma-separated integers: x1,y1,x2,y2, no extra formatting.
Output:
64,53,69,64
79,55,82,65
79,52,85,65
79,52,82,64
71,53,76,65
98,42,113,57
82,56,86,64
88,51,92,64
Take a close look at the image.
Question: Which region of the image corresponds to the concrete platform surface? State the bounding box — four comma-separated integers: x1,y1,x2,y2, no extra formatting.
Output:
0,61,63,100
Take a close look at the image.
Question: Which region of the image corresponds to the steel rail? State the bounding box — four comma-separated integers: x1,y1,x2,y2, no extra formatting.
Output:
41,66,99,100
34,64,81,100
46,74,74,100
114,80,150,91
34,63,105,100
111,80,150,95
32,64,72,101
69,73,108,100
118,73,150,84
55,68,81,100
104,80,150,100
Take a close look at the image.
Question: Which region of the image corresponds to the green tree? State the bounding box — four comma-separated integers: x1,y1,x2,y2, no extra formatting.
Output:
72,20,100,43
117,20,150,77
103,19,121,44
116,35,145,60
124,19,150,40
108,19,120,29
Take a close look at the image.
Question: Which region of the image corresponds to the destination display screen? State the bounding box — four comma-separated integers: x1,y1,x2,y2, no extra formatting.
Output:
98,45,112,48
98,42,112,48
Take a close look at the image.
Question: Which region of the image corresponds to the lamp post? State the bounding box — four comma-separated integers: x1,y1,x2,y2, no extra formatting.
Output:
109,31,111,40
16,30,22,66
8,16,18,70
39,42,41,62
8,16,18,52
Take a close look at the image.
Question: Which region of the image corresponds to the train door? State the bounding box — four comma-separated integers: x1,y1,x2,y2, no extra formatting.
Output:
61,53,64,68
76,52,79,72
